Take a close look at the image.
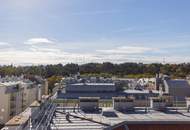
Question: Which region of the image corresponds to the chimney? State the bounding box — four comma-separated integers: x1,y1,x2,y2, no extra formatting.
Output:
37,84,42,101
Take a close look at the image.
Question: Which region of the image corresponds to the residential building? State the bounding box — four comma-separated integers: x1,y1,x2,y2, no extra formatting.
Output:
0,82,24,124
0,80,39,124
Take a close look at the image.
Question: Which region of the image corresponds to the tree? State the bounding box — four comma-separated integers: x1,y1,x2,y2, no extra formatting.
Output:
47,76,62,93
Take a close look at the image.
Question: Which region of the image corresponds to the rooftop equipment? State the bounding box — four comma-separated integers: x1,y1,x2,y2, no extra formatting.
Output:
113,97,134,112
79,97,100,112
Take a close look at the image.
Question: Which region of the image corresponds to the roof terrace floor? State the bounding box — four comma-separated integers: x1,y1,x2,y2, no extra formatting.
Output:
52,107,190,130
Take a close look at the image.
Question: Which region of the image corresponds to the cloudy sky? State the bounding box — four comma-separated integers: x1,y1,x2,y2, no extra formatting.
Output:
0,0,190,65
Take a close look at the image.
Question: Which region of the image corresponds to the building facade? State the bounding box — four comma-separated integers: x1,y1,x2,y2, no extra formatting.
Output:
0,81,38,124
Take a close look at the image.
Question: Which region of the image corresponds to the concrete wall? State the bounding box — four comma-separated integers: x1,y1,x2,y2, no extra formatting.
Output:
113,99,134,111
0,87,10,124
113,101,134,111
134,100,150,107
14,90,23,115
40,80,48,95
23,85,38,109
150,99,166,110
186,98,190,108
0,87,24,124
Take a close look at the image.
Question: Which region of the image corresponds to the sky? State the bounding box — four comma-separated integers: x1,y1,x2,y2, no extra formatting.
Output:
0,0,190,65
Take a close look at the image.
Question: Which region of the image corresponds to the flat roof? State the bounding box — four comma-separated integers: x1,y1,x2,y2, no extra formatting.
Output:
53,107,190,130
0,81,20,87
124,90,160,94
79,97,100,99
5,115,29,126
70,83,115,86
30,100,41,107
4,108,31,128
5,108,31,126
112,97,134,100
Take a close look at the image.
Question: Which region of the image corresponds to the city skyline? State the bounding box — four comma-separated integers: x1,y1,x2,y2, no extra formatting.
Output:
0,0,190,65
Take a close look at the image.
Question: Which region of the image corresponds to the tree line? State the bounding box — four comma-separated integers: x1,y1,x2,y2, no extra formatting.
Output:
0,62,190,78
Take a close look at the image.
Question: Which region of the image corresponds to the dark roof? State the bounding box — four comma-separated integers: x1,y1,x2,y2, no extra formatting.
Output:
166,80,190,88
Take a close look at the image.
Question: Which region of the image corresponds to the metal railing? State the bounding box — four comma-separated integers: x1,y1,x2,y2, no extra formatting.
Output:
34,101,57,130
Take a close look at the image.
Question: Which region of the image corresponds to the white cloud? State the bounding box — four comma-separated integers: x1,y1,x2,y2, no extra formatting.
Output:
24,38,54,45
97,46,157,54
0,39,189,65
0,42,9,46
0,49,98,65
0,38,97,65
29,45,61,53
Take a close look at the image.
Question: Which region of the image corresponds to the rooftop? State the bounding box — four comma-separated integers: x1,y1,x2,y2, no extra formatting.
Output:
30,100,41,107
5,115,28,126
79,97,100,100
124,89,160,94
52,107,190,130
0,81,20,87
5,107,31,126
166,79,190,88
3,100,190,130
0,81,34,88
69,83,115,86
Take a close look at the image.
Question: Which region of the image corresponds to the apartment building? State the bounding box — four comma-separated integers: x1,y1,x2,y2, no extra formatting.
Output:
0,81,38,124
32,76,49,95
22,82,38,110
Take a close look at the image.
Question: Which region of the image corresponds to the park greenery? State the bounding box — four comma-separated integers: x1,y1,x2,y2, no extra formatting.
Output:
1,62,190,92
0,62,190,79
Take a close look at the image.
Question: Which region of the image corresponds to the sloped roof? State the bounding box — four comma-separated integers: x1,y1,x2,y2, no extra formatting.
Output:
166,80,190,88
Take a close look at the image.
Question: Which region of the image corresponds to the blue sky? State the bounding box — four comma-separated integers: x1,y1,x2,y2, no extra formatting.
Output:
0,0,190,65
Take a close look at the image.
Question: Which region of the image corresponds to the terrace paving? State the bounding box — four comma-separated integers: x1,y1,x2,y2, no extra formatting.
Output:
51,107,190,130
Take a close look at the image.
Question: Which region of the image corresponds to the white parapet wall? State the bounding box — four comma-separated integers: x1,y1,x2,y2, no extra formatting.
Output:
186,97,190,108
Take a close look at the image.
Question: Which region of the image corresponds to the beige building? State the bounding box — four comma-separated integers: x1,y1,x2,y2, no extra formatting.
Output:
39,79,49,95
22,82,38,110
3,101,41,130
0,81,38,124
